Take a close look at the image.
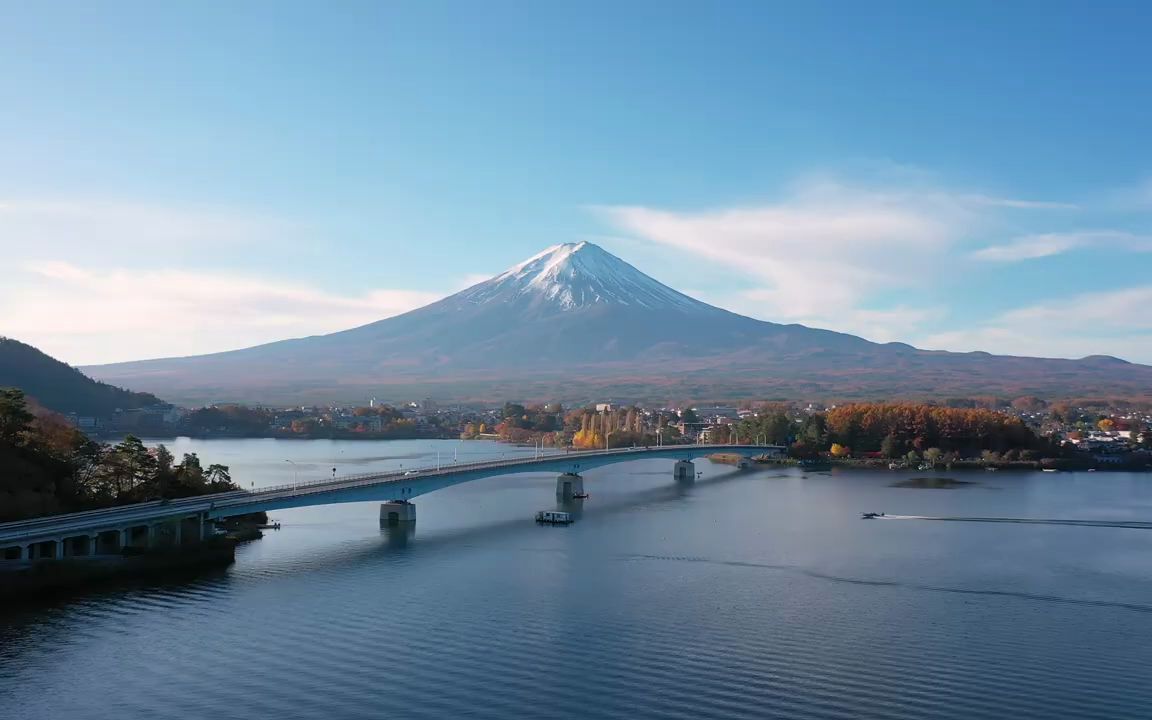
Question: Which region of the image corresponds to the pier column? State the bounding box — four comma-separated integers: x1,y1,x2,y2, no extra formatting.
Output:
674,460,695,481
380,501,416,527
556,473,584,499
59,536,89,558
150,523,174,548
32,540,58,559
95,530,122,555
737,458,752,470
123,525,150,550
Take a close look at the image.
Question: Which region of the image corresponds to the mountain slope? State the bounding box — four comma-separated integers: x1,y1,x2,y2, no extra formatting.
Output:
83,243,1152,403
0,337,163,415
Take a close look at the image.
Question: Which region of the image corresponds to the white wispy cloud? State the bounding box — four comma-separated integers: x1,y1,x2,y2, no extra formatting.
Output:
1,262,445,365
596,177,995,337
0,198,295,260
919,286,1152,363
957,194,1078,210
456,273,495,290
972,231,1152,262
596,173,1152,352
0,198,464,364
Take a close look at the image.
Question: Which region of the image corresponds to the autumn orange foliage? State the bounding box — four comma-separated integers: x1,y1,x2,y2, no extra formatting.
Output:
825,403,1034,454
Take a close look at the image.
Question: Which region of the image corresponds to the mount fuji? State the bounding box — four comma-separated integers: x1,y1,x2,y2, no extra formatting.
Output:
85,242,1151,403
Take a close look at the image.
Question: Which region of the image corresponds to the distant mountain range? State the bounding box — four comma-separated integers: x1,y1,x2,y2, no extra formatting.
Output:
0,337,163,416
83,242,1152,404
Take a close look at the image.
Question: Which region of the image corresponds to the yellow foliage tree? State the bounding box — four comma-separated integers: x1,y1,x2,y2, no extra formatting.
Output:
572,429,603,449
829,443,850,457
1098,418,1115,431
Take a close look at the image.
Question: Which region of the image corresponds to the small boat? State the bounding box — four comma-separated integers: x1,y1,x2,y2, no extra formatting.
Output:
1042,468,1059,473
535,510,573,525
571,492,589,499
861,512,886,519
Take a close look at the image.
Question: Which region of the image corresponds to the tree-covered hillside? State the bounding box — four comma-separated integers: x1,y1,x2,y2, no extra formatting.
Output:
0,388,237,521
0,337,162,416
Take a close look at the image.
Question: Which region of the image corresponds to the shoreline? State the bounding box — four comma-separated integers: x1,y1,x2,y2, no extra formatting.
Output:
707,453,1152,473
0,537,240,605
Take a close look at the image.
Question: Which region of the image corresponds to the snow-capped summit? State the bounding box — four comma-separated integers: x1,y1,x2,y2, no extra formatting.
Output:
84,241,1152,406
457,241,704,312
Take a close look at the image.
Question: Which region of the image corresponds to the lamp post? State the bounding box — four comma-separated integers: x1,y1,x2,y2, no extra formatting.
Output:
285,459,298,487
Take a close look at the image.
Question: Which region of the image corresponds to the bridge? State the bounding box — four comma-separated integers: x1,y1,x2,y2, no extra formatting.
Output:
0,444,783,562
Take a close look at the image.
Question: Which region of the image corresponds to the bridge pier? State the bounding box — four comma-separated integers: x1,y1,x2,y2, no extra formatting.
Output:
556,473,584,499
737,457,752,470
61,534,92,558
674,460,695,481
124,525,151,550
95,529,122,555
382,523,415,549
29,539,57,560
380,501,416,527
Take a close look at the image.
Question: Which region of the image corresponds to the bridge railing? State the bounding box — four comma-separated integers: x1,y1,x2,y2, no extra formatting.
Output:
0,445,782,536
217,444,778,505
223,447,640,501
0,490,251,532
240,450,574,498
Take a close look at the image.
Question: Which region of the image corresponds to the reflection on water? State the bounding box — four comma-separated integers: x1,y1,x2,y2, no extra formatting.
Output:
380,524,415,550
3,438,1152,720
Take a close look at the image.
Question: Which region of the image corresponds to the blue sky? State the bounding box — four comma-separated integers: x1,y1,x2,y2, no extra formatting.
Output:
1,1,1150,364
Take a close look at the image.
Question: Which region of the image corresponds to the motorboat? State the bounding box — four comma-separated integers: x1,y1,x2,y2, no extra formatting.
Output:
535,510,573,525
571,492,589,499
861,512,886,519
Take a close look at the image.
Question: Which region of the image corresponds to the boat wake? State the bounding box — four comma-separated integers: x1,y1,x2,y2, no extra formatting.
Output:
620,553,1152,614
876,515,1152,529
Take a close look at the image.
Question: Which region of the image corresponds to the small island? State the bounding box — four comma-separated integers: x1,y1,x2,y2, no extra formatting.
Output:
0,388,258,601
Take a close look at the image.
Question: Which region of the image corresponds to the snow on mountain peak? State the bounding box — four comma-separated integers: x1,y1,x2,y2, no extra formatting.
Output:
461,241,705,311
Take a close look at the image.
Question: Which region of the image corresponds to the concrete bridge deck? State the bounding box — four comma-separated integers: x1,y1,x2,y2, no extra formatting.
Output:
0,444,783,560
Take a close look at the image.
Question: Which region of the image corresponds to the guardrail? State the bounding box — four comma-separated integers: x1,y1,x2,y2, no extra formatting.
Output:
0,445,781,538
0,490,250,532
235,449,573,497
213,444,776,504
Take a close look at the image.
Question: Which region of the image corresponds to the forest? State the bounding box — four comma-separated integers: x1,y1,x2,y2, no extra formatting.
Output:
483,402,684,448
0,388,238,521
482,400,1067,460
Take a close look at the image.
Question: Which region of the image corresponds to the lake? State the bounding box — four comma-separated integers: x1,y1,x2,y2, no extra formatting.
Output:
3,438,1152,719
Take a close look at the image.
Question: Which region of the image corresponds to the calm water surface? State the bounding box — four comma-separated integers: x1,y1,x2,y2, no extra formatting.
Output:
3,438,1152,719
